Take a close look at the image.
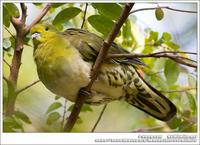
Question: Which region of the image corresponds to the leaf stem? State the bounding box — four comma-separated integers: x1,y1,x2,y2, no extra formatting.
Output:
3,58,11,68
81,3,88,29
16,80,40,95
91,104,107,132
130,6,197,15
60,100,67,131
25,3,52,34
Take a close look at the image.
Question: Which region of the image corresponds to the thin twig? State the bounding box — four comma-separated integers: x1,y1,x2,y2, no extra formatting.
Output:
3,76,10,84
25,3,52,33
169,56,197,68
91,104,107,132
152,51,197,55
3,59,11,68
175,55,197,63
63,3,135,132
60,100,67,131
130,6,197,15
16,80,40,95
107,51,197,68
161,87,196,93
81,3,88,29
133,125,165,132
4,26,15,39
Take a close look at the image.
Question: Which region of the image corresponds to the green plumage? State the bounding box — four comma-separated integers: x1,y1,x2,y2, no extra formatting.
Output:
31,24,176,121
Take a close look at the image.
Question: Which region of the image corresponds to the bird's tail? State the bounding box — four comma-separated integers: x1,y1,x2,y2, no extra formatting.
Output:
126,69,177,121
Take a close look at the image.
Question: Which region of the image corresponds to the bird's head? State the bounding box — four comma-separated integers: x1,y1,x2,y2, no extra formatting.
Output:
30,24,58,45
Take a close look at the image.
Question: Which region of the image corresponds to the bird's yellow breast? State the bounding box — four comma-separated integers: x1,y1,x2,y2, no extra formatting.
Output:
34,38,92,102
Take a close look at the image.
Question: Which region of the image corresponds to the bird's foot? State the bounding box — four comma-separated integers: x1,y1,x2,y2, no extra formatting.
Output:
78,87,91,98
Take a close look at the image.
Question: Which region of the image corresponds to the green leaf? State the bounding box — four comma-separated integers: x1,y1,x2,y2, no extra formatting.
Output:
46,112,61,125
14,111,32,124
149,31,159,41
164,41,180,50
53,7,81,26
91,3,122,20
33,3,43,6
88,15,114,37
186,92,197,115
167,116,181,129
155,7,164,21
178,120,196,132
143,45,153,54
52,3,65,8
46,102,62,114
150,75,168,91
4,3,19,17
67,104,74,111
164,59,180,85
3,5,10,27
161,32,172,41
68,104,93,112
81,104,93,112
153,58,166,71
122,19,135,47
3,116,23,132
76,117,83,124
55,95,61,100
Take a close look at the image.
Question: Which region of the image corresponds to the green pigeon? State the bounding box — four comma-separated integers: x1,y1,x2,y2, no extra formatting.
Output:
30,24,176,121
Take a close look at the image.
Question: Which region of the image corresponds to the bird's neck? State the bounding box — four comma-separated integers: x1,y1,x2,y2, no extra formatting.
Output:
33,35,79,65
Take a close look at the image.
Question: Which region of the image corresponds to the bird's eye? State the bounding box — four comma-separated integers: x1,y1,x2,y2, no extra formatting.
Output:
45,27,49,31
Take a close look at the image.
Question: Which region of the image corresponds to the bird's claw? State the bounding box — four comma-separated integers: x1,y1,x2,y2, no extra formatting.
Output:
78,87,91,97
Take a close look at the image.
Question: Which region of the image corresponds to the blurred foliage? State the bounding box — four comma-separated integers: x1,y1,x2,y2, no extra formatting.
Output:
2,2,197,132
3,3,19,27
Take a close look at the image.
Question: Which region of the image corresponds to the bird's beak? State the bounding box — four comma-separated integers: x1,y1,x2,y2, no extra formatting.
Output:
31,32,41,39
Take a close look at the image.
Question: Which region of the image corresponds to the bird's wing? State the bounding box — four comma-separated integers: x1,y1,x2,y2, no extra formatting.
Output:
62,28,144,66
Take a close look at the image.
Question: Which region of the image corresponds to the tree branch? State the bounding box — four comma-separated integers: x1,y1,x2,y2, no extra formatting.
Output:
81,3,88,29
106,51,197,68
5,2,51,116
63,3,135,132
6,3,28,116
91,104,107,132
20,3,27,24
16,80,40,95
60,100,67,131
25,3,52,34
130,6,197,15
3,76,10,84
3,58,11,68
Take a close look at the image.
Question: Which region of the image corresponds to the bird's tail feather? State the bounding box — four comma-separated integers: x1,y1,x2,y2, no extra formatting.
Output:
126,70,177,121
